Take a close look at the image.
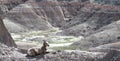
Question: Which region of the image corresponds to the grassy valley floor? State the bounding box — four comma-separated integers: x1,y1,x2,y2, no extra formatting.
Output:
11,28,84,51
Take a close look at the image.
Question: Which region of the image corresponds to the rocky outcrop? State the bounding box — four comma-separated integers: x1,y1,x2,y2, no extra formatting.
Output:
3,42,120,61
4,0,55,32
60,3,120,36
90,0,120,5
0,43,105,61
0,18,16,47
0,43,25,58
0,0,29,47
98,50,120,61
72,19,120,49
89,42,120,52
4,1,120,34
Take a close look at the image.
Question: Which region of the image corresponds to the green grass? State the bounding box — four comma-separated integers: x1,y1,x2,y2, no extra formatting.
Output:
49,29,57,32
50,45,88,51
50,46,80,50
14,39,22,42
64,38,72,41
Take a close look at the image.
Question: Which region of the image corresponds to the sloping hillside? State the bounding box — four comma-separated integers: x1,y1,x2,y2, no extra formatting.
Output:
0,0,120,61
72,20,120,49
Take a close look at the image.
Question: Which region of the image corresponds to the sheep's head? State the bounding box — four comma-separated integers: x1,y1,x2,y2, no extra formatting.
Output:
43,40,49,47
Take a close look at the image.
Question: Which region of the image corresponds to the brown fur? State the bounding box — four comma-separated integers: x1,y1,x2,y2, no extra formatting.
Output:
27,40,49,57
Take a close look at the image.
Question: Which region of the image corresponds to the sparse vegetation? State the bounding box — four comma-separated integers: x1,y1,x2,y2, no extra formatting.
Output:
11,30,81,51
50,46,79,50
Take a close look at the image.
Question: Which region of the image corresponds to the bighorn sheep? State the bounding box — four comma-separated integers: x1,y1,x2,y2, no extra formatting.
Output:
27,40,49,57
